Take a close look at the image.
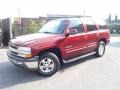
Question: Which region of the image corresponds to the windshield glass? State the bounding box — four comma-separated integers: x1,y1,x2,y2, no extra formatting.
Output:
39,20,66,34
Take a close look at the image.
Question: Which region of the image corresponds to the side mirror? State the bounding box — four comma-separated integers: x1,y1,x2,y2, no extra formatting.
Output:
69,29,77,35
65,29,77,37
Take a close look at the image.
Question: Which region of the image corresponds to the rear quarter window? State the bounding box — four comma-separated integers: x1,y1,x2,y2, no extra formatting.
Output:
99,25,108,29
95,19,108,30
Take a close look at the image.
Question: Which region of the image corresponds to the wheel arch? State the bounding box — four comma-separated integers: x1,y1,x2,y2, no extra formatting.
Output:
98,38,107,45
38,47,63,63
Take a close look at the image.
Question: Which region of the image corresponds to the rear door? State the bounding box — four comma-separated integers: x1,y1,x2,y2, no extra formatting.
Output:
63,20,87,60
81,18,98,53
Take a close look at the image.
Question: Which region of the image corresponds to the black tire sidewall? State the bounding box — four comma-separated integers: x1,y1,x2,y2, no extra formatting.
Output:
38,52,60,76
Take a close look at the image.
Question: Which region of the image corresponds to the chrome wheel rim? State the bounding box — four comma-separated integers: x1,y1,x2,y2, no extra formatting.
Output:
99,43,105,55
39,58,55,73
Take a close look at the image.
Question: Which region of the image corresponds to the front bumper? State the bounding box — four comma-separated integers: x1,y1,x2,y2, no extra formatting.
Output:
7,50,39,70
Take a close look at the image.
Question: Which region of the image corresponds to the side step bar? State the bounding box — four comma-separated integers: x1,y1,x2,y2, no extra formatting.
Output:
63,52,96,63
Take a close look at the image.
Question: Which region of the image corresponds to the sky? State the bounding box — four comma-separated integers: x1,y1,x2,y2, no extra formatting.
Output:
0,0,120,19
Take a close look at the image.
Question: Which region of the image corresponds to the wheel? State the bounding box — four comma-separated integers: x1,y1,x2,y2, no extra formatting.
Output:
38,52,60,76
95,41,105,57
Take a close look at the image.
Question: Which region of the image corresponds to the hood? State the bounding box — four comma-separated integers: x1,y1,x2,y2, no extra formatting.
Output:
11,33,63,46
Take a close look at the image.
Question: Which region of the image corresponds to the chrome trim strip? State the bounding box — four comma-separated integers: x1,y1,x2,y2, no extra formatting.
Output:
65,46,73,49
63,52,96,63
87,44,96,48
66,47,87,53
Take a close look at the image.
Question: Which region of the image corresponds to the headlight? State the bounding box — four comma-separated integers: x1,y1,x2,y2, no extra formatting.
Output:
17,47,32,58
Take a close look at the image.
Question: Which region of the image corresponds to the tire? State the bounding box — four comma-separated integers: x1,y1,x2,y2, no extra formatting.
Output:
38,52,60,76
95,41,105,57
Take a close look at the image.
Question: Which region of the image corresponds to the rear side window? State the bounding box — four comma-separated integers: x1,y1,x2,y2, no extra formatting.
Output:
99,21,108,30
99,25,108,29
69,20,84,33
95,19,108,30
81,18,97,31
86,24,97,31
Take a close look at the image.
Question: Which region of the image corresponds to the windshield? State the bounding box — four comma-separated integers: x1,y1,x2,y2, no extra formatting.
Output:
39,20,66,34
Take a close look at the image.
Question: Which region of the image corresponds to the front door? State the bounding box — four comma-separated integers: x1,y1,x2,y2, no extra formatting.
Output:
63,20,87,60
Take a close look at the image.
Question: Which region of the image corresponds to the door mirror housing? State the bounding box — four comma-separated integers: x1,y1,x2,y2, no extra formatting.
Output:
69,29,77,35
65,29,77,37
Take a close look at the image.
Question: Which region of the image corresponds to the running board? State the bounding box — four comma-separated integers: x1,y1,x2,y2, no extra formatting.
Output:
63,52,96,63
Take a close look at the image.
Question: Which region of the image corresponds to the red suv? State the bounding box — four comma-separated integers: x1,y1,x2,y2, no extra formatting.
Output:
7,17,110,76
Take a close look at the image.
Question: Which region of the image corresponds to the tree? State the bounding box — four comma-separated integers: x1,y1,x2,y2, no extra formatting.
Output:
27,20,46,34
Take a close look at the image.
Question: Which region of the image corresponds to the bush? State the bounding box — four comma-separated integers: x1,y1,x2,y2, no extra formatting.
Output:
27,20,46,34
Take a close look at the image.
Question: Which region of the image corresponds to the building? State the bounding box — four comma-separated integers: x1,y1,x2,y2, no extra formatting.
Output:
107,14,120,34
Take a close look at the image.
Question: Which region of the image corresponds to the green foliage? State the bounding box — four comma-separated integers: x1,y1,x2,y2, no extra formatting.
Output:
27,20,46,34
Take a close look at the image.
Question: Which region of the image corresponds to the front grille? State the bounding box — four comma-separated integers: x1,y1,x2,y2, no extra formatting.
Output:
9,42,18,49
11,51,17,56
9,42,18,56
10,44,17,49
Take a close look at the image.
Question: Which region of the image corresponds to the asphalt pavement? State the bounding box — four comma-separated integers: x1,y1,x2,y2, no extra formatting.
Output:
0,37,120,90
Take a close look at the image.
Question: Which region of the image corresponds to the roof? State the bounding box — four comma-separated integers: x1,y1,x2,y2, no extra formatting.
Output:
47,14,91,21
48,17,93,22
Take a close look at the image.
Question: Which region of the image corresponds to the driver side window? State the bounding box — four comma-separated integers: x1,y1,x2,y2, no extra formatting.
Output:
69,20,84,33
